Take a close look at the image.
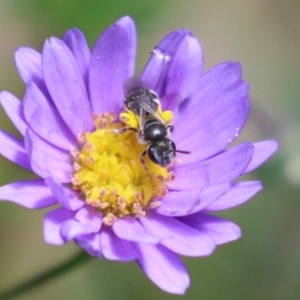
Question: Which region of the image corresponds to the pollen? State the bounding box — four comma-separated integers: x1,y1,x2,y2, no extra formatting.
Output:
72,111,174,224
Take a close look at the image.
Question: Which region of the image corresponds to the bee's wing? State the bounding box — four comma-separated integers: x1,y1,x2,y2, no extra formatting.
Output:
138,98,166,125
138,104,147,133
123,76,145,94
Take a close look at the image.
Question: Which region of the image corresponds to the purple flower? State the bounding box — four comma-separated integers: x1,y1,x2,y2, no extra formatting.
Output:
0,16,277,294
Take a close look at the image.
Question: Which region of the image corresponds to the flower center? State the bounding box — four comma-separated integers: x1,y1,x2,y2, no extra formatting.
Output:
71,110,174,226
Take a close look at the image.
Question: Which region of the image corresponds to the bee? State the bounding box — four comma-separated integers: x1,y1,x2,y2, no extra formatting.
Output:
123,77,176,167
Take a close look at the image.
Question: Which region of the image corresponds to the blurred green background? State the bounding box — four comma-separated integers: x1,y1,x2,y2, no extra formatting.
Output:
0,0,299,299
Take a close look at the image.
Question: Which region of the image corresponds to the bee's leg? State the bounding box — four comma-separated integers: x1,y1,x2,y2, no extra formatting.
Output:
109,127,138,134
167,125,174,134
140,150,149,172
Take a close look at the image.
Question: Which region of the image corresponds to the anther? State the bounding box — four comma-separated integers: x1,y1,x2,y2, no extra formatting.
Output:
99,189,107,198
148,201,162,209
72,178,82,186
85,157,94,164
135,191,143,200
103,213,117,226
111,189,118,196
78,132,87,143
84,142,94,151
73,162,81,171
133,203,145,217
99,202,109,209
107,112,116,123
157,186,168,197
70,147,80,160
168,171,175,181
117,197,126,210
157,175,164,182
90,200,101,207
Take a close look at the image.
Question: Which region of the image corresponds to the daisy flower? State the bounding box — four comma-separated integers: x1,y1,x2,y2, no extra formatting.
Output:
0,16,277,294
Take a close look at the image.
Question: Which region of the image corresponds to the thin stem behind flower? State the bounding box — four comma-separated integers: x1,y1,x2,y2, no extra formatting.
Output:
0,251,91,300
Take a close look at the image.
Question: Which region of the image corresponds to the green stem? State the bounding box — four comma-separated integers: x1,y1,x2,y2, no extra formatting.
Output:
0,251,91,300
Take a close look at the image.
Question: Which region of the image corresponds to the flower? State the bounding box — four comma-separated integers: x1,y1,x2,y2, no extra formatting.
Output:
0,16,277,294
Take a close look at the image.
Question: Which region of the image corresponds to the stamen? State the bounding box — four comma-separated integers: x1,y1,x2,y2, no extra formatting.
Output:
70,147,80,160
148,201,162,209
83,142,94,151
168,171,175,181
133,203,145,218
103,213,118,226
72,178,82,186
135,191,143,200
78,132,87,143
99,202,109,209
99,189,107,198
90,200,101,207
93,112,117,129
73,162,81,172
117,197,126,210
85,157,94,164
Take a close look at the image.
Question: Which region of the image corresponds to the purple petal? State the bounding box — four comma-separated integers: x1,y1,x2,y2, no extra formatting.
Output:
0,179,56,209
0,91,27,136
45,177,85,211
14,47,42,84
23,81,52,121
169,142,254,190
201,62,243,89
136,244,189,294
162,35,203,112
155,189,202,216
24,82,77,149
75,233,101,257
15,47,49,97
28,107,76,150
141,212,215,256
169,166,209,191
180,213,241,245
113,216,159,244
141,29,192,93
89,18,136,114
43,208,76,245
156,183,230,216
24,129,73,182
158,30,192,54
244,140,278,173
116,16,136,69
100,228,137,261
42,38,94,136
174,62,250,165
63,28,91,87
60,219,88,242
205,181,262,211
0,130,31,169
75,206,102,233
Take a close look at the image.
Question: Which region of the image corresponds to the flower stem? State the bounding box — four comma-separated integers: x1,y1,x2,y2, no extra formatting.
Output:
0,251,91,300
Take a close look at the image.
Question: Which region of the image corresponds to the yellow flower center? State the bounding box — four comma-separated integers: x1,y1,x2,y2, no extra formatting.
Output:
71,109,174,226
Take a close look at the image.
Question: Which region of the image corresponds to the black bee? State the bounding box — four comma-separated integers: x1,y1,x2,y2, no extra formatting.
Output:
123,77,176,167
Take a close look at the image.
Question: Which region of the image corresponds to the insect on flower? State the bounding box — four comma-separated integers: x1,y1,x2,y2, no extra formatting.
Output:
122,76,183,168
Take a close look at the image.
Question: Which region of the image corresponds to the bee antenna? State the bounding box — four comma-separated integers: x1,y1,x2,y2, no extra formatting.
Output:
176,149,190,154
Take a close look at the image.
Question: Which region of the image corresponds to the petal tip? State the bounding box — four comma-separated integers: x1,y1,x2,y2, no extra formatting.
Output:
116,15,134,25
44,37,63,50
0,91,10,104
268,140,279,153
